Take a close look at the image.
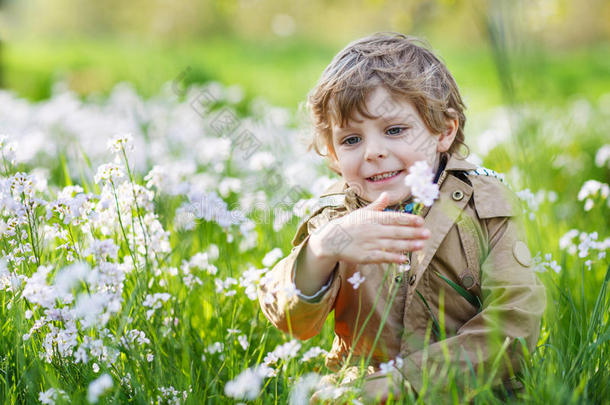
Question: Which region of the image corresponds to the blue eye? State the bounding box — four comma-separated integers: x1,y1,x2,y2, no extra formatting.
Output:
386,127,405,136
342,136,360,145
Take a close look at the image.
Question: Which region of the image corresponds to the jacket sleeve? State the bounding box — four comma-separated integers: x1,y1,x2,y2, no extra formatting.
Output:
257,207,342,340
398,214,546,393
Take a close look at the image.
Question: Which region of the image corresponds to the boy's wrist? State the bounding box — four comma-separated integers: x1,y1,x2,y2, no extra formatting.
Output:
308,230,339,263
294,234,339,296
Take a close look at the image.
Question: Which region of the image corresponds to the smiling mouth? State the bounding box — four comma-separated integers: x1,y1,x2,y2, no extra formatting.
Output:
366,170,403,182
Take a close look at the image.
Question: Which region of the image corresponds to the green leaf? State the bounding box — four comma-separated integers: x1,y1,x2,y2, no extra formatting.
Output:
434,270,482,312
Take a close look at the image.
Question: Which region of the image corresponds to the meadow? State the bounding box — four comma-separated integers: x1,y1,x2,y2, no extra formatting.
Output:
0,39,608,404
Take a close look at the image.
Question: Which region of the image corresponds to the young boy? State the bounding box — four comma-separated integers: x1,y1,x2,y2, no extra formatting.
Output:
258,32,545,401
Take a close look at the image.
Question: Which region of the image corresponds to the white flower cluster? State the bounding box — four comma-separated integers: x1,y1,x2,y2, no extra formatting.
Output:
262,247,283,267
94,163,124,185
87,373,113,403
224,336,307,400
289,373,323,405
38,387,68,405
143,292,172,318
215,276,238,297
379,356,404,375
577,180,609,211
263,339,302,367
174,189,253,237
107,133,134,154
0,135,17,166
301,346,328,362
224,366,268,400
559,230,609,260
0,80,372,404
404,160,439,206
152,385,192,405
516,188,558,220
239,265,267,300
532,252,562,273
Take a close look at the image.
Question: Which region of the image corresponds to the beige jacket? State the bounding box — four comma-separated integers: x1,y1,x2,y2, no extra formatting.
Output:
258,153,546,393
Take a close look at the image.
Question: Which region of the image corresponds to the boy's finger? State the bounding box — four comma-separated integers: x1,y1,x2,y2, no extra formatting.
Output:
376,238,425,253
377,226,430,240
362,250,408,264
371,211,424,226
365,192,389,212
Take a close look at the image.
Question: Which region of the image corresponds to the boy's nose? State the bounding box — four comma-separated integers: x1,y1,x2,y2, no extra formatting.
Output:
364,139,388,161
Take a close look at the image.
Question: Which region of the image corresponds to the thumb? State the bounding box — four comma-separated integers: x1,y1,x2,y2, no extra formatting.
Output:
366,192,390,211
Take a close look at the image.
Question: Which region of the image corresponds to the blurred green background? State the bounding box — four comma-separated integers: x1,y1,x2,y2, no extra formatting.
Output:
0,0,609,112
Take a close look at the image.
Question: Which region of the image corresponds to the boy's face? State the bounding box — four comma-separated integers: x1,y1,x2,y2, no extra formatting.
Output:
330,86,456,205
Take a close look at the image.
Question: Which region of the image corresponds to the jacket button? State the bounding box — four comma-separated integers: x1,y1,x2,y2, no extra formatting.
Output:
462,274,475,288
452,190,464,201
408,274,416,286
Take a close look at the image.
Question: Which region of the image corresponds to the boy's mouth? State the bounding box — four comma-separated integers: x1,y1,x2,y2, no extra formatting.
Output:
366,170,403,182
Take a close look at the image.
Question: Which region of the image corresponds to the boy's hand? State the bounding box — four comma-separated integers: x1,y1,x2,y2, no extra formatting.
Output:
309,192,430,265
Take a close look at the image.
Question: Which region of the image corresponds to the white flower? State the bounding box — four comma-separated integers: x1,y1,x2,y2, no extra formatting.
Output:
206,342,224,354
262,247,283,267
534,253,561,273
146,353,154,362
107,133,134,153
283,282,301,299
301,346,327,362
94,163,124,184
404,161,439,206
289,373,322,405
559,229,579,254
263,339,301,366
84,239,119,261
595,144,610,168
239,266,266,300
142,293,171,318
215,277,238,294
38,388,58,405
218,177,242,197
347,271,366,289
248,151,276,170
224,367,267,400
74,345,88,363
378,356,403,375
577,180,609,211
0,135,17,166
9,172,35,198
238,335,249,350
54,261,91,296
87,373,113,403
379,360,396,375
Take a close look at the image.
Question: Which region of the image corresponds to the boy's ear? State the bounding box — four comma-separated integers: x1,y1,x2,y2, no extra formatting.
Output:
437,108,459,153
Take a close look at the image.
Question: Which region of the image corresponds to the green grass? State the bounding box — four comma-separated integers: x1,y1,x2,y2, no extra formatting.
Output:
3,37,610,110
0,89,608,403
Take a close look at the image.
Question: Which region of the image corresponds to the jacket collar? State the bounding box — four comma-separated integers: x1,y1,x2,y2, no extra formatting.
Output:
444,152,478,172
